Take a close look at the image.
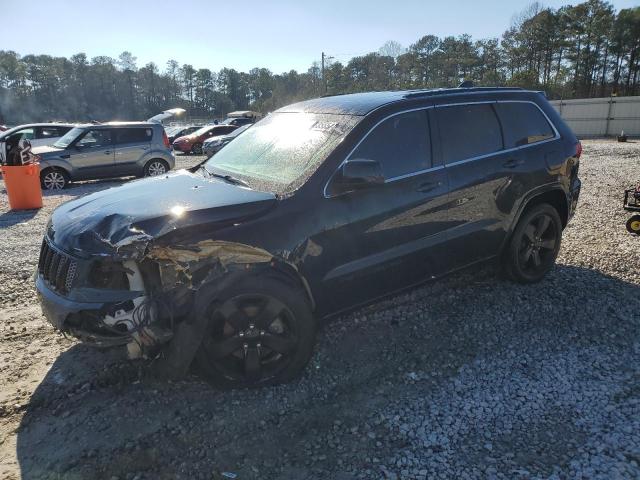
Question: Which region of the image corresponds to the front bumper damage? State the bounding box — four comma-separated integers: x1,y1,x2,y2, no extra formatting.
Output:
36,254,173,355
35,235,278,375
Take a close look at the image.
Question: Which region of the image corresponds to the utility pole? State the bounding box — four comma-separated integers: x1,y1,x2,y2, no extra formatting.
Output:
321,52,325,94
321,52,333,94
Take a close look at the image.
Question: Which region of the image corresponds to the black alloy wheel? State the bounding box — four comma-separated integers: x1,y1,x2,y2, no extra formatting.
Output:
195,276,315,388
504,203,562,283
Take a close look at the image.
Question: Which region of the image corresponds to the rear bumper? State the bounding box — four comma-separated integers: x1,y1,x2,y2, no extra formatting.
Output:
569,178,581,219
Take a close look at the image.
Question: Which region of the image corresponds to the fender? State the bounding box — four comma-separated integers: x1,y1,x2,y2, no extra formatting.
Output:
152,244,316,379
39,158,73,177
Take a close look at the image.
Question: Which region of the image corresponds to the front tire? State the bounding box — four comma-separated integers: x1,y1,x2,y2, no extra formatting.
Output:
144,159,169,177
503,203,562,283
40,168,69,190
626,215,640,235
195,275,316,388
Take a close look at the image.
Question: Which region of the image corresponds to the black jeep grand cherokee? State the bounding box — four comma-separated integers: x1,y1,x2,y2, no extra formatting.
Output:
36,87,581,387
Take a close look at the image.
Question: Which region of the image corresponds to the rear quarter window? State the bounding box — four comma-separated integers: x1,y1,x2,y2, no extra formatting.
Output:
495,102,555,148
436,104,503,164
114,128,153,144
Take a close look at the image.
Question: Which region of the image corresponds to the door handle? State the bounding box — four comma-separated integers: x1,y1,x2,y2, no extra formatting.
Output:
104,151,111,155
417,180,442,193
503,158,524,169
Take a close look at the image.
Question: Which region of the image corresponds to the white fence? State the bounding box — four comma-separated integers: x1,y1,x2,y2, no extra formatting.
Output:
549,96,640,138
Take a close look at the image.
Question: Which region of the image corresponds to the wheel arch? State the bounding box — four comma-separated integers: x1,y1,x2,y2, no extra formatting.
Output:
512,186,569,231
152,243,317,379
40,165,71,182
501,185,569,254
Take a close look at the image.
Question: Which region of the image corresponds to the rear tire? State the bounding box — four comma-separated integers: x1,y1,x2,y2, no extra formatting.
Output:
195,275,316,388
40,168,69,190
626,215,640,235
143,159,169,177
503,203,562,283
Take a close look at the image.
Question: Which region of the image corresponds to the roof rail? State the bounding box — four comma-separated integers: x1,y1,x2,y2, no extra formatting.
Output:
403,86,525,99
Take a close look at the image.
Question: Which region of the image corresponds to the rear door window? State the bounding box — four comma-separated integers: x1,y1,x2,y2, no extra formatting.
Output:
495,102,555,148
114,128,152,144
436,104,503,164
349,109,432,179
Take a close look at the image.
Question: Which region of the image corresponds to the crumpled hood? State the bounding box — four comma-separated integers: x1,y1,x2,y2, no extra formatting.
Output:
48,169,277,258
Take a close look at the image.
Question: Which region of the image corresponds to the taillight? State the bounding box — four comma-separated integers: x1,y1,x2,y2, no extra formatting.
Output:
162,130,170,148
575,141,582,159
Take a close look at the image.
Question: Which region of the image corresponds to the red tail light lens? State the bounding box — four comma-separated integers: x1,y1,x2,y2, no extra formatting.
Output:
163,130,170,148
575,141,582,159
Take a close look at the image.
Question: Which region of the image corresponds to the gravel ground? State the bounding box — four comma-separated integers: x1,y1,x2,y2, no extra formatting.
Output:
0,143,639,480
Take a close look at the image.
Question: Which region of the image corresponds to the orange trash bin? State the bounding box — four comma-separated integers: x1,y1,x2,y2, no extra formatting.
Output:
1,163,43,210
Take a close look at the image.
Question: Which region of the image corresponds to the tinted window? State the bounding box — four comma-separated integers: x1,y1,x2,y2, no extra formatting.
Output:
349,110,431,179
495,102,555,148
77,129,112,148
436,104,502,163
114,128,152,144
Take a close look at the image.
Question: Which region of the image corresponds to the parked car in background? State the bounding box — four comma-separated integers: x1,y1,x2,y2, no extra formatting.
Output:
0,125,8,132
166,125,202,143
35,86,581,388
220,110,261,127
202,124,251,157
0,123,75,164
32,122,175,189
172,124,238,154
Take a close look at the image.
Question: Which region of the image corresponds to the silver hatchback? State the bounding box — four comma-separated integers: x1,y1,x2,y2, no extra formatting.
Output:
32,122,175,190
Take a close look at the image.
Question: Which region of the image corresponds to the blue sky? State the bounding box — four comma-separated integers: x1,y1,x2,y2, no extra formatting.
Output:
2,0,637,74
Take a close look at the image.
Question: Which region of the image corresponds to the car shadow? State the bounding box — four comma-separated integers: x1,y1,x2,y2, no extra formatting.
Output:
0,209,39,228
14,264,640,479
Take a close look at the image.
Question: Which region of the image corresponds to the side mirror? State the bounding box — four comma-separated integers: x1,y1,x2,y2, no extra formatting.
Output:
330,159,385,195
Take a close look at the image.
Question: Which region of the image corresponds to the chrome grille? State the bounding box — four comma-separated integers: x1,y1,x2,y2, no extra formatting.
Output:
38,238,77,294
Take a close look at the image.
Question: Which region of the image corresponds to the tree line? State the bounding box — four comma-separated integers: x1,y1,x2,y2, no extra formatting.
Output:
0,0,638,125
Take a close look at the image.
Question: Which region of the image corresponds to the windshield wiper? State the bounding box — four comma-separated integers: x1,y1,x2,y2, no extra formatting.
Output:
202,166,250,188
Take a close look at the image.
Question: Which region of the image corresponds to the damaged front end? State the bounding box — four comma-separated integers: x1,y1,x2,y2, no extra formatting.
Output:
37,237,174,358
36,169,279,365
37,233,277,363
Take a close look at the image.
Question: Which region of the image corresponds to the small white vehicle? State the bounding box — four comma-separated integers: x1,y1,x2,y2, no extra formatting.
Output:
0,123,75,164
0,110,185,165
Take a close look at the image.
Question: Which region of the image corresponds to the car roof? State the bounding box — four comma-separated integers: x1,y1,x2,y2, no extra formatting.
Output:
0,123,76,139
76,121,158,128
276,87,534,116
